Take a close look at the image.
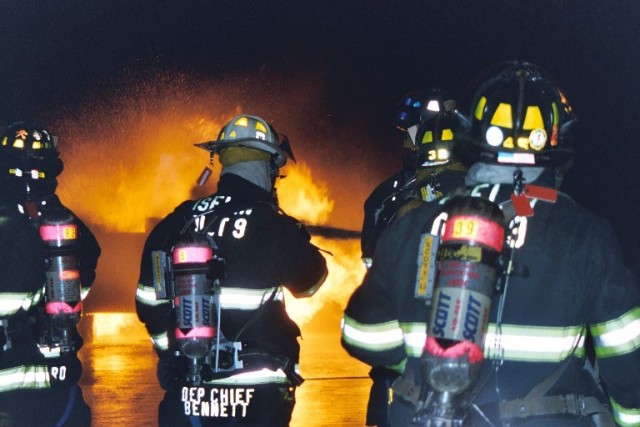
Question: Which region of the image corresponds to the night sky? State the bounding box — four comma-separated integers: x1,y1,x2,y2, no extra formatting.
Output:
1,1,639,272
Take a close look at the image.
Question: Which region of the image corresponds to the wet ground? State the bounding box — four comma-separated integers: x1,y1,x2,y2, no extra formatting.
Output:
77,312,372,427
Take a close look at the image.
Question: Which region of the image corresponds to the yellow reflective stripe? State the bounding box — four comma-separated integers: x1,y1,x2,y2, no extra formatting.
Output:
385,358,407,374
152,331,169,351
0,365,50,392
341,315,404,352
219,287,283,310
484,324,585,362
591,307,640,358
611,398,640,427
204,368,290,385
0,292,38,316
136,284,169,307
400,322,427,357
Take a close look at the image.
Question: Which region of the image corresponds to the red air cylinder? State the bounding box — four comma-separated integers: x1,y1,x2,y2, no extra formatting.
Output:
424,196,505,394
39,209,82,352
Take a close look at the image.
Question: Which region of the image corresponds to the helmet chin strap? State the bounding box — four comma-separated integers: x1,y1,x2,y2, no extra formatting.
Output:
465,162,545,187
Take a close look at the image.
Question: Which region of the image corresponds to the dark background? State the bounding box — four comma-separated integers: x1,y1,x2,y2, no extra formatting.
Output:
1,1,638,273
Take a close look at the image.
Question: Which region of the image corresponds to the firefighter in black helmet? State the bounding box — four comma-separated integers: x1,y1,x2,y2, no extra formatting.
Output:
361,88,468,269
0,121,100,425
360,89,468,427
136,114,328,427
342,62,640,427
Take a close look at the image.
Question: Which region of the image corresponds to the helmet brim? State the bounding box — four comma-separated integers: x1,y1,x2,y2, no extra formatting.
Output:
195,138,288,167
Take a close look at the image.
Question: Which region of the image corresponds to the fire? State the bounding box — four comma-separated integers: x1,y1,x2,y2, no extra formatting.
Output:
277,162,334,225
49,71,366,327
54,113,233,233
277,163,366,326
87,312,148,343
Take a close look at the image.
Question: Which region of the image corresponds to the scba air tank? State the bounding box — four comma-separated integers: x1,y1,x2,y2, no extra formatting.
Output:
424,196,506,394
172,232,217,384
39,208,82,352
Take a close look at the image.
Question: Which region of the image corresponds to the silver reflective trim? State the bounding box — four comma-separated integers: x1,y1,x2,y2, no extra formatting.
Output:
0,365,50,392
204,368,289,385
0,292,37,316
219,287,283,310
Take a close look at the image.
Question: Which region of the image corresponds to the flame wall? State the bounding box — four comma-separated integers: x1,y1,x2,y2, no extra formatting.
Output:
46,69,382,326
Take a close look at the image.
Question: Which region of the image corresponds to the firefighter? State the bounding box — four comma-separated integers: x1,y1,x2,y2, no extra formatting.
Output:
136,113,328,427
360,89,468,427
361,88,468,268
342,62,640,427
0,121,100,425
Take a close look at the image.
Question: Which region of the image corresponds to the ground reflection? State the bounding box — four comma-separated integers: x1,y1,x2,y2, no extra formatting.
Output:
78,310,370,427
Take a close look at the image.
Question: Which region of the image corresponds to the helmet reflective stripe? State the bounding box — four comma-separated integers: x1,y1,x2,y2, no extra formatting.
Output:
590,307,640,358
135,284,170,307
0,291,39,316
204,367,290,385
611,398,640,427
474,97,487,121
484,324,585,362
341,315,404,352
523,106,544,130
400,322,428,357
490,102,512,128
151,331,169,351
219,287,284,310
0,365,50,392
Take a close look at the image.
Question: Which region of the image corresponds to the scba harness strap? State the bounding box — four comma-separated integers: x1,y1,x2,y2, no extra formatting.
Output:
499,394,613,424
495,349,615,426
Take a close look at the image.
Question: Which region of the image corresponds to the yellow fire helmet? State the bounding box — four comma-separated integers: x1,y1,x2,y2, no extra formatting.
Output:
195,114,294,168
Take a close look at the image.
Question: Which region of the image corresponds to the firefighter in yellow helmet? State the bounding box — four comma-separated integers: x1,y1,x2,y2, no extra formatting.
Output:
136,114,328,427
343,62,639,426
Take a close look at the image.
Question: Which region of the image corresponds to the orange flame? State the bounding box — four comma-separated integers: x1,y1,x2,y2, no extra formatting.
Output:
277,163,365,326
50,71,366,326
